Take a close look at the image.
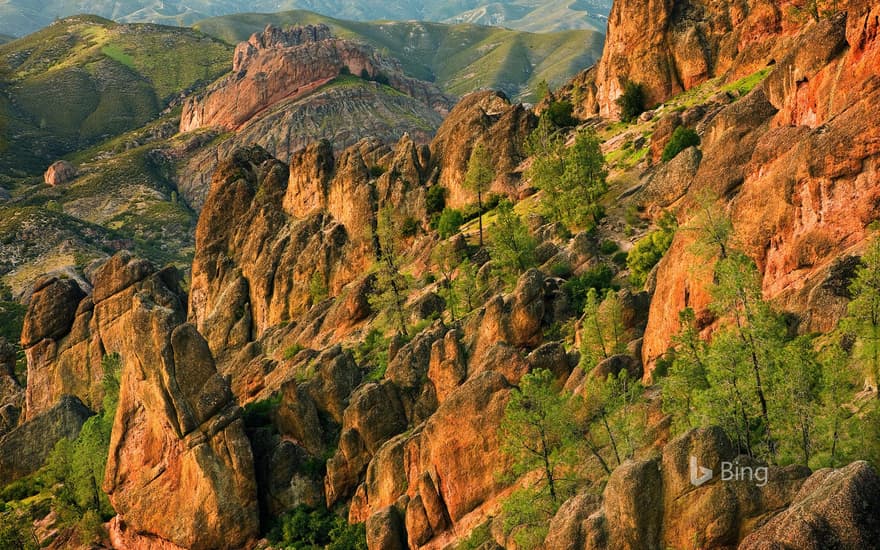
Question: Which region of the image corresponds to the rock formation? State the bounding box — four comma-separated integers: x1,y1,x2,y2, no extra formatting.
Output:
430,91,536,208
0,395,92,482
180,24,452,133
576,0,807,118
642,1,880,369
16,252,259,548
546,426,880,549
43,160,77,186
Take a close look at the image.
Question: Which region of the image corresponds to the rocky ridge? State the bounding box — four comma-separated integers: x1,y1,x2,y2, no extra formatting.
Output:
180,24,453,133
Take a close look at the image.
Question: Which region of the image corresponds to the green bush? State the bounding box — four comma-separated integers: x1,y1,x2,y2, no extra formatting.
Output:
368,165,386,179
0,300,26,343
309,272,329,304
283,343,305,360
269,506,367,550
612,250,629,267
243,394,281,430
599,240,619,255
562,264,615,313
426,185,447,215
549,261,573,279
437,208,465,239
546,100,577,127
616,81,646,122
355,329,390,378
401,217,420,238
627,213,677,287
42,353,121,521
661,127,700,162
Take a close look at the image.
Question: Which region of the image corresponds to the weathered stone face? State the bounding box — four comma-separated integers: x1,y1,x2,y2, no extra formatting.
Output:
642,2,880,371
101,268,258,550
430,90,536,208
0,395,92,482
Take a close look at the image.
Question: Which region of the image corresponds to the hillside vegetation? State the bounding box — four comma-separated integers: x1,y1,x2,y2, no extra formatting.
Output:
194,10,604,102
0,15,231,175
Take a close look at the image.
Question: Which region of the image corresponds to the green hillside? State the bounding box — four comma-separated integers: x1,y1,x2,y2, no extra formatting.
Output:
0,15,231,175
194,10,604,102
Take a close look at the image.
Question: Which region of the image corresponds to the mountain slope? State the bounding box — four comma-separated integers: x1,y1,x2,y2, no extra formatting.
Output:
194,10,604,102
0,15,231,175
0,0,612,37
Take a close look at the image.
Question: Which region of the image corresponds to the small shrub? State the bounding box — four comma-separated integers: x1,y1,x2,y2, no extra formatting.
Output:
550,261,573,279
661,127,700,162
0,476,43,502
309,272,329,304
368,165,386,179
612,250,629,267
599,240,619,255
243,394,281,429
283,343,305,360
616,81,646,122
562,264,615,313
355,329,390,377
437,208,465,239
426,185,447,215
546,100,577,127
269,506,366,550
456,521,493,550
627,212,677,287
401,217,420,238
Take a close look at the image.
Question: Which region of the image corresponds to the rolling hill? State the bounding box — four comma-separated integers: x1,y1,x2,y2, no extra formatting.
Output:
0,1,611,37
194,10,604,102
0,15,231,175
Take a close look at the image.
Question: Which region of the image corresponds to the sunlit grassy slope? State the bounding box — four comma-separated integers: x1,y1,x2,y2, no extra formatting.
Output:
0,15,231,175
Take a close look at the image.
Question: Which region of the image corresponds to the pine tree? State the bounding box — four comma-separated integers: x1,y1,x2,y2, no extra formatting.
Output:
370,205,411,336
579,288,626,370
526,121,607,230
489,199,537,284
464,142,494,247
843,236,880,394
500,369,582,548
431,240,463,321
661,308,709,432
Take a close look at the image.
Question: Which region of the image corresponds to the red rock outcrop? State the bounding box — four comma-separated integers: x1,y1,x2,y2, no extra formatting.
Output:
102,290,258,550
430,90,536,208
641,2,880,370
18,251,259,548
546,427,851,549
180,24,452,134
587,0,808,118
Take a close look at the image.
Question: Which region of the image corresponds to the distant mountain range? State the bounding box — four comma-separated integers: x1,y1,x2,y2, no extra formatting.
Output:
0,0,612,37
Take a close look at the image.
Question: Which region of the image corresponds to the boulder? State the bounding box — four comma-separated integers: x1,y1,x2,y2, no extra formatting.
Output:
418,371,512,522
366,506,406,550
544,491,602,550
431,90,536,208
43,160,76,186
21,277,85,347
740,461,880,549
